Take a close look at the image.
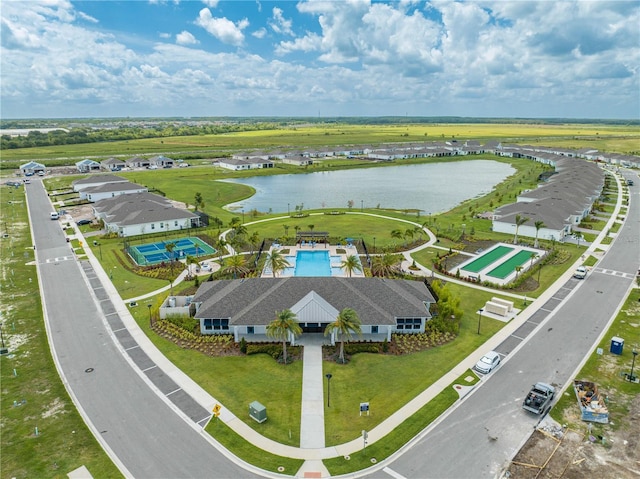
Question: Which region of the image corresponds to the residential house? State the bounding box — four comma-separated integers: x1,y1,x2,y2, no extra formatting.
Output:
101,158,126,171
80,181,148,202
19,161,46,175
72,174,129,193
75,159,101,173
93,192,200,237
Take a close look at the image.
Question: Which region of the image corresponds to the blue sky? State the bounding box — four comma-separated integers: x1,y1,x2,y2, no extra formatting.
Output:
1,0,639,119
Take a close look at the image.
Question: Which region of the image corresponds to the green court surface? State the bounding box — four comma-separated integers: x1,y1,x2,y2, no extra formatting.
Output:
461,245,514,273
487,250,533,279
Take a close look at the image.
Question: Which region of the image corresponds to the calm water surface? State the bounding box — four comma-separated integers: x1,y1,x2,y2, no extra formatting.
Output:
222,160,514,214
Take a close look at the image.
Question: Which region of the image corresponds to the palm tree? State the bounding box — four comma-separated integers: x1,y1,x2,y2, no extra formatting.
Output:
403,228,414,246
513,215,529,244
248,231,260,255
534,220,545,248
264,248,290,277
371,253,401,277
340,254,362,277
165,242,176,272
390,229,403,247
216,237,227,260
324,308,362,363
224,254,249,279
266,309,302,364
515,265,523,280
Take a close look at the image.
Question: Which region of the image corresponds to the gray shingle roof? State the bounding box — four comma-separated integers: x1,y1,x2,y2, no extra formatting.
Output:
193,277,435,326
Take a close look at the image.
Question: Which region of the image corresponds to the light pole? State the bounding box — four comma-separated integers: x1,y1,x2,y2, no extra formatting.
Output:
361,200,363,212
477,308,483,335
373,237,376,254
630,350,638,382
287,203,290,216
98,242,102,260
242,208,245,224
147,304,152,328
325,373,332,408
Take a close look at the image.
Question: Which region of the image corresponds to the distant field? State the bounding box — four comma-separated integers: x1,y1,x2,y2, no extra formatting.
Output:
1,123,639,166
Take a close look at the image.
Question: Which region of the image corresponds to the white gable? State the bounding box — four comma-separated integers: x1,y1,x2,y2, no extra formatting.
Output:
290,291,338,324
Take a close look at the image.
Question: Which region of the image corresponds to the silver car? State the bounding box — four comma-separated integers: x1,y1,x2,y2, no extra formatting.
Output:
474,351,501,374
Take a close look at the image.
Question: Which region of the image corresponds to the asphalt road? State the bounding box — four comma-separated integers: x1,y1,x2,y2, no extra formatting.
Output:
26,180,260,479
365,172,639,479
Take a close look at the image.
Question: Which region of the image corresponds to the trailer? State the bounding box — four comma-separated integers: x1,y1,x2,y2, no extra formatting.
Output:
574,380,609,424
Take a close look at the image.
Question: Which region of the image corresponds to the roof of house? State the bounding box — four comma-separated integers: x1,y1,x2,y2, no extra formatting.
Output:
94,192,197,226
83,182,147,194
193,277,435,326
72,174,128,187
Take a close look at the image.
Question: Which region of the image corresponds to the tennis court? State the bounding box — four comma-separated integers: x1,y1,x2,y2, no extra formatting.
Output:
128,237,216,266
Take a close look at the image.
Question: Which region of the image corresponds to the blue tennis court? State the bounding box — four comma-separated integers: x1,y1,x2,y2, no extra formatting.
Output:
128,237,216,266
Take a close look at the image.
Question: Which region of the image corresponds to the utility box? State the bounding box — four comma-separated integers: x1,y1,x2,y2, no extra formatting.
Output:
610,336,624,355
249,401,267,423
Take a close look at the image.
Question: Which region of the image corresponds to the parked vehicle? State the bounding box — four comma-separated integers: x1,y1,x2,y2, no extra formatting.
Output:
76,219,92,226
474,351,501,374
523,382,555,414
50,212,59,220
574,266,587,279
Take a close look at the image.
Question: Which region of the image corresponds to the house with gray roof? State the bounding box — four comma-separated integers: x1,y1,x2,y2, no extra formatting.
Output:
80,181,148,202
101,157,126,171
189,277,435,344
72,174,129,192
93,192,199,237
19,161,46,175
492,151,605,242
75,159,101,173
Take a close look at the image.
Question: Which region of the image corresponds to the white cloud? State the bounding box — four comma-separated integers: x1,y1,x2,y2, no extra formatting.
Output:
159,32,171,39
77,11,98,23
176,30,198,45
0,0,637,119
194,7,247,46
201,0,219,7
269,7,293,36
252,27,267,39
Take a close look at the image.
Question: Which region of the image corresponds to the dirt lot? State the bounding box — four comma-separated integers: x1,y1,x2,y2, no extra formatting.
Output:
504,395,640,478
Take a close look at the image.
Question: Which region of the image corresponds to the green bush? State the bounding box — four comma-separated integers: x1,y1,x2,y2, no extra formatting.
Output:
345,342,381,354
164,314,199,333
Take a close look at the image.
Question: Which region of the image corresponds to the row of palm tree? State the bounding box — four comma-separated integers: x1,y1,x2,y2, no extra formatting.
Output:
266,307,362,364
513,215,546,247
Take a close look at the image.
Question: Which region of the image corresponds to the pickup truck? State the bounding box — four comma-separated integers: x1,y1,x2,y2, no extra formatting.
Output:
522,382,555,414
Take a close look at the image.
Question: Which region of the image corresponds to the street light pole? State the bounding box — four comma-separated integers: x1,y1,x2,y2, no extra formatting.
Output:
287,203,290,216
325,373,332,408
630,350,638,382
147,304,152,328
373,237,376,254
477,308,484,335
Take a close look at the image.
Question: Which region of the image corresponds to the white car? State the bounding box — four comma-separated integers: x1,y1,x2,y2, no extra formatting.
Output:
574,266,587,279
474,351,501,374
199,262,212,271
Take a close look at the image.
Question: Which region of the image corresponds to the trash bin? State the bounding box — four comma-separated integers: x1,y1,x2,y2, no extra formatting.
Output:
249,401,267,423
610,336,624,355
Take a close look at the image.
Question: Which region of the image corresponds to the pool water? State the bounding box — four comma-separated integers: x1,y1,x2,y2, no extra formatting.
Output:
278,250,358,277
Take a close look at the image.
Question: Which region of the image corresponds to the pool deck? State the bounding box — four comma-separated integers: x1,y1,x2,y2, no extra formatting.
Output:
261,243,365,278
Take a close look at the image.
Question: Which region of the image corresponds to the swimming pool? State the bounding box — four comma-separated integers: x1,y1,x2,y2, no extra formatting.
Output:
282,250,345,277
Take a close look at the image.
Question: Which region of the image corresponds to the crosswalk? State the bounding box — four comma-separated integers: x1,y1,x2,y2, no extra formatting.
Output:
592,267,636,279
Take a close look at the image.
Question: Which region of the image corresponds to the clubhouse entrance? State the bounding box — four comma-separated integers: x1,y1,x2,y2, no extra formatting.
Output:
300,322,330,333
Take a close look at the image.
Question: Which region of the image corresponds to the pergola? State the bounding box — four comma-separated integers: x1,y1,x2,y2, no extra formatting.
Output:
296,231,329,242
